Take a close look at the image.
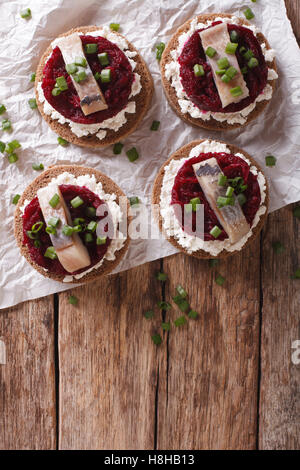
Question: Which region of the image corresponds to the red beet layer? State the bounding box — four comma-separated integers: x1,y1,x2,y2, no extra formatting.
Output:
171,152,261,241
22,185,112,276
42,35,134,124
178,22,268,113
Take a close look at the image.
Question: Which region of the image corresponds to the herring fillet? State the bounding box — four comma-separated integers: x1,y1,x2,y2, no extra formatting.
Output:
37,183,91,273
199,23,249,108
192,158,250,244
55,33,108,115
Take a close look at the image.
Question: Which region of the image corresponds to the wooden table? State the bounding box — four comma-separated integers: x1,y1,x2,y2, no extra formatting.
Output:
0,1,299,451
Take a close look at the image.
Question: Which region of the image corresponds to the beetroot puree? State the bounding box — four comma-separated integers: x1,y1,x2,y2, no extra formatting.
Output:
171,153,261,241
23,185,112,276
179,23,268,113
42,35,134,124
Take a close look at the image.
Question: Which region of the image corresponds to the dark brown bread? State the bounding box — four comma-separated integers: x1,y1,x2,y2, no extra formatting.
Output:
14,165,130,283
152,139,269,259
160,13,277,131
35,26,154,148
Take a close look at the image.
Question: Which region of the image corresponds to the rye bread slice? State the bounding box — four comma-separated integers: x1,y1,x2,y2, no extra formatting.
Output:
35,26,154,148
14,165,130,283
152,139,269,259
160,13,277,131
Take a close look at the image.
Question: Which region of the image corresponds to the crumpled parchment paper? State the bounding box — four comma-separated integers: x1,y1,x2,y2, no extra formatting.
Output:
0,0,299,309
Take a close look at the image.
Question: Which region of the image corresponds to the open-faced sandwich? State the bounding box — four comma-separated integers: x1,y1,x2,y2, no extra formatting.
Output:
161,13,278,130
14,165,129,283
152,139,268,259
35,26,153,147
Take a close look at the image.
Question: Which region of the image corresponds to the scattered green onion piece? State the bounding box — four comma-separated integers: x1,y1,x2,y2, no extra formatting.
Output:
98,52,109,66
174,316,187,327
65,63,78,75
49,193,60,208
243,49,254,61
109,23,120,32
74,70,87,82
272,241,285,254
230,86,243,97
157,301,171,310
230,30,239,43
6,140,21,153
152,333,162,345
0,104,6,115
7,153,18,163
216,69,226,76
156,272,167,281
28,98,37,109
100,69,111,83
215,274,225,286
239,46,247,55
55,76,68,91
144,310,154,319
155,42,165,61
20,8,31,19
31,221,44,233
221,74,231,84
210,225,222,238
113,142,123,154
188,310,198,319
218,174,227,186
46,225,57,235
57,136,69,146
209,259,219,268
85,233,93,243
265,155,276,167
184,204,193,214
2,119,12,131
96,236,107,245
162,322,171,331
251,0,257,2
226,186,234,197
217,57,229,69
52,87,61,96
75,56,87,67
293,206,300,219
32,163,44,171
150,120,160,131
237,193,247,206
126,147,139,162
228,176,243,188
87,221,97,232
85,206,96,218
73,225,82,233
244,8,255,20
190,196,201,212
69,295,78,305
48,217,60,228
241,66,248,75
292,269,300,279
172,295,189,312
193,64,205,77
70,196,84,208
129,196,140,206
85,43,97,54
73,217,85,226
240,184,248,192
226,66,238,79
12,194,21,205
26,230,38,240
217,196,228,208
62,225,74,236
248,57,259,69
206,46,217,58
0,141,5,153
176,285,187,298
94,71,101,81
44,246,57,260
225,42,238,54
34,240,41,248
30,72,36,82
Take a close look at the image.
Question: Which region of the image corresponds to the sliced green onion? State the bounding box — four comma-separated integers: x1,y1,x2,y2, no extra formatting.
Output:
162,322,171,331
293,206,300,219
0,141,5,153
193,64,205,77
113,142,123,154
46,225,57,235
20,8,31,19
28,98,37,109
34,240,41,248
155,42,165,61
237,193,247,206
206,46,217,58
230,86,243,97
66,63,78,75
217,57,229,69
55,76,68,91
74,70,87,82
174,316,187,327
172,295,189,312
243,49,254,61
73,225,82,233
144,310,154,319
129,196,140,206
176,285,187,298
190,196,201,212
228,176,243,188
98,52,109,66
0,104,6,115
156,272,167,281
44,246,57,260
85,43,97,54
221,74,231,84
52,87,61,96
109,23,120,32
292,269,300,279
226,66,238,79
188,310,198,319
100,69,111,83
209,259,219,267
157,301,171,310
75,56,87,67
6,140,21,153
85,233,93,243
94,71,101,81
226,186,234,197
73,217,85,226
248,57,259,69
218,174,227,186
49,193,60,208
240,184,248,192
2,119,12,131
272,241,285,254
126,147,139,162
239,46,247,55
230,30,239,43
150,120,160,131
26,230,38,240
70,196,84,208
30,72,36,82
152,333,162,345
87,221,97,232
57,136,69,146
96,236,107,245
217,196,228,208
31,221,44,233
241,66,248,75
7,153,18,163
69,295,78,305
225,42,238,54
85,206,96,218
48,217,60,227
215,274,225,286
12,194,21,205
32,163,44,171
62,225,74,236
210,225,222,238
244,8,255,20
265,155,276,167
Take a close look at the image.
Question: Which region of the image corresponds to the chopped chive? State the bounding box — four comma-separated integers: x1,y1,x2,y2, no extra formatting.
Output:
48,217,60,227
217,57,229,69
49,193,60,208
44,246,57,260
32,163,44,171
239,46,247,55
100,69,111,83
26,230,38,240
55,76,68,91
241,66,248,75
62,225,74,236
193,64,205,77
69,295,78,305
85,43,97,54
87,220,97,232
113,142,123,154
217,196,228,208
144,310,154,319
74,70,87,82
109,23,120,32
216,69,226,76
20,8,31,19
98,52,109,66
156,272,167,282
228,176,243,188
162,322,171,331
28,98,37,109
52,87,61,96
73,225,83,233
176,285,187,298
225,42,238,54
73,218,85,226
172,295,189,312
206,46,217,58
46,225,57,235
292,269,300,279
129,196,140,206
226,66,238,79
221,73,231,84
189,196,201,212
6,140,21,153
174,316,187,327
293,206,300,219
75,56,87,67
157,301,171,310
85,206,96,218
237,193,247,206
155,42,165,61
272,241,285,254
248,57,259,69
226,186,234,197
94,71,101,81
65,63,78,75
243,49,254,61
152,333,162,345
2,119,12,131
71,196,84,208
150,120,160,131
188,310,198,319
0,141,5,153
57,136,69,146
215,274,225,286
230,86,243,97
230,30,239,43
126,147,139,162
34,240,41,248
7,153,18,163
210,225,222,238
218,174,227,186
240,184,248,192
31,221,44,233
12,194,21,205
85,232,93,243
265,155,276,167
244,7,255,20
96,236,107,245
0,104,6,115
209,259,219,267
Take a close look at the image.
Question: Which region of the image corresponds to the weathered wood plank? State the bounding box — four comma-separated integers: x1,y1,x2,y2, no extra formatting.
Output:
157,239,261,450
259,205,300,450
285,0,300,44
0,297,56,450
58,261,161,450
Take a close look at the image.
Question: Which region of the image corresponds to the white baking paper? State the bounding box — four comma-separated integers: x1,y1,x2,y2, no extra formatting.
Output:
0,0,299,309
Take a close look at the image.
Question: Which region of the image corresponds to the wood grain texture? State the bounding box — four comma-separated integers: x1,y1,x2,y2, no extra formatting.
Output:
157,239,261,450
285,0,300,44
58,262,162,450
0,297,56,450
259,205,300,450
